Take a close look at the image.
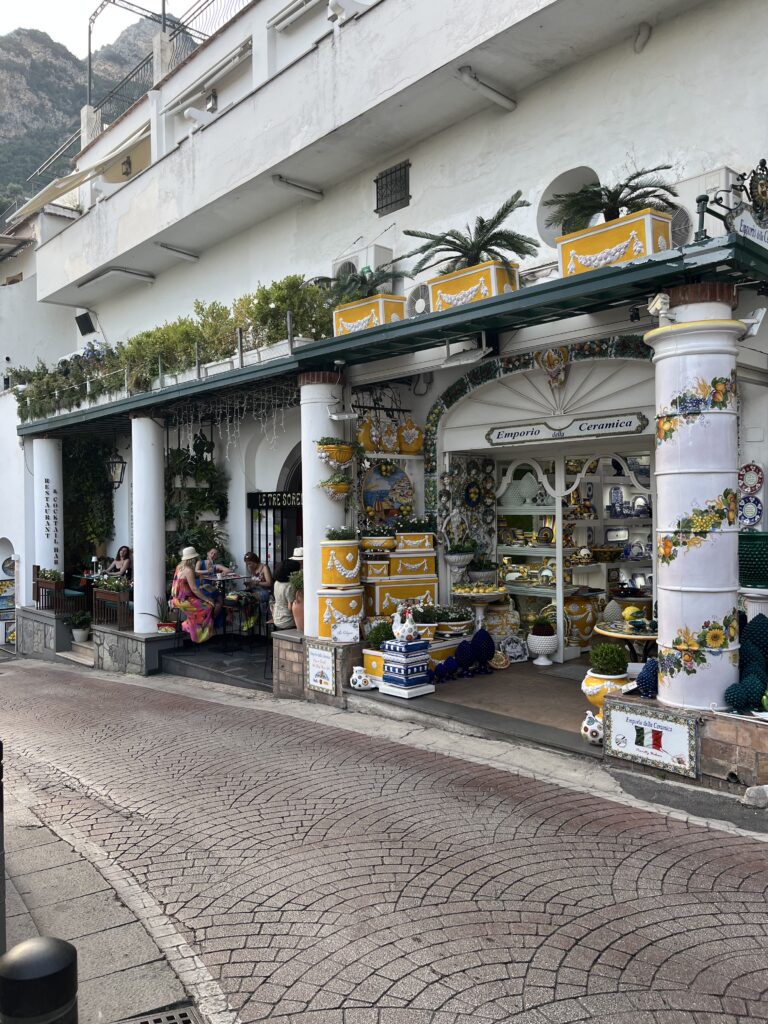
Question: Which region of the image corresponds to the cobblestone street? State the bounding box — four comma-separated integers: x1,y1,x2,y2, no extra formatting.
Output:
2,660,768,1023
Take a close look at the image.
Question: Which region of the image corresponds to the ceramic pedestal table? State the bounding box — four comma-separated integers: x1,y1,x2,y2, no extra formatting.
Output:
646,284,742,709
593,621,657,663
453,592,505,631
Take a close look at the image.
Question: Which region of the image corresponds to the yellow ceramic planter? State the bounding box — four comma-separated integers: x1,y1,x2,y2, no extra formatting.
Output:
320,540,361,588
415,623,437,641
363,649,385,681
317,443,355,465
360,536,396,551
395,532,434,551
361,559,389,581
581,670,627,718
390,552,437,577
556,208,673,278
427,260,518,313
333,294,407,336
428,640,459,667
317,587,364,639
364,578,438,616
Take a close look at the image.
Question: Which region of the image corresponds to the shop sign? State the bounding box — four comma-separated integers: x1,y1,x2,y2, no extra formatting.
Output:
331,621,360,643
249,491,302,509
307,642,335,694
726,205,768,251
603,698,698,778
485,412,649,446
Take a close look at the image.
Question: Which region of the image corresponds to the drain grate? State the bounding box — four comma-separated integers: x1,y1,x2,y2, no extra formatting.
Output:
116,1006,204,1024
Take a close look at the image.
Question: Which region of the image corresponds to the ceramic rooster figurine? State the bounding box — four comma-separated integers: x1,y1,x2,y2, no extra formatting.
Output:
393,606,419,642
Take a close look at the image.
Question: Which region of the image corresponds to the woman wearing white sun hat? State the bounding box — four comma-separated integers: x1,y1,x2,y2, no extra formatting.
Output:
170,546,215,643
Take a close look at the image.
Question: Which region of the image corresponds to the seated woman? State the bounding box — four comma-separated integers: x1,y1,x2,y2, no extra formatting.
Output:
170,546,216,643
244,552,273,619
195,547,233,629
106,545,132,577
271,559,300,631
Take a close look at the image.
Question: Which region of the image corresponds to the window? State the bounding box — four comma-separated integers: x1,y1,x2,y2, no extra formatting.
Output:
374,160,411,216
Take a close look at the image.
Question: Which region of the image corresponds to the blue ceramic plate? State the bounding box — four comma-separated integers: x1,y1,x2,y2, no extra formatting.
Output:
739,495,763,526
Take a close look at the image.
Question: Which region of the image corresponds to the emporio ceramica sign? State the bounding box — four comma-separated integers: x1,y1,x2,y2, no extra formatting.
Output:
485,412,649,446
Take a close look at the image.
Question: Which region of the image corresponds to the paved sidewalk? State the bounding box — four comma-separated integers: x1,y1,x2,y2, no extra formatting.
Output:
4,792,186,1023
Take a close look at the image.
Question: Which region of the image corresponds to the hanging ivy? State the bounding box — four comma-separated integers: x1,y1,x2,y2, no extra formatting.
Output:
164,432,232,570
62,439,115,571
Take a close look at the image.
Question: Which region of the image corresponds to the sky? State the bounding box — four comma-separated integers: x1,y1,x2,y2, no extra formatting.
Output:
0,0,190,58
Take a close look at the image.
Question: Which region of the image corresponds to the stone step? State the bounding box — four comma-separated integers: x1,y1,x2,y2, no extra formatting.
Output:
57,649,94,668
71,640,94,657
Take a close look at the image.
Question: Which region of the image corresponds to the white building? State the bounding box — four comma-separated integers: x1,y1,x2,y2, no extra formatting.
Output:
5,0,768,741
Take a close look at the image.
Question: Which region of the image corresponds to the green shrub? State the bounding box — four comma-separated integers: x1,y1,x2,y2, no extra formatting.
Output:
366,622,395,648
590,642,629,675
64,610,91,629
325,525,357,540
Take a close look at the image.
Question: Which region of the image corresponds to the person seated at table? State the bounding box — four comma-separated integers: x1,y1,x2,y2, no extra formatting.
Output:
271,558,301,631
105,545,131,577
170,546,215,644
244,552,273,617
195,547,233,630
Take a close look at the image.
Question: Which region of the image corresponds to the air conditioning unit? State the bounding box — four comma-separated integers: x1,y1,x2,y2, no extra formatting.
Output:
673,166,741,245
331,244,394,283
406,283,431,317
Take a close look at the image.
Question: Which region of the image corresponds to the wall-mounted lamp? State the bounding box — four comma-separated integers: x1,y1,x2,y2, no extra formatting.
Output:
205,88,218,113
121,156,132,178
271,174,324,201
105,451,127,491
456,66,517,112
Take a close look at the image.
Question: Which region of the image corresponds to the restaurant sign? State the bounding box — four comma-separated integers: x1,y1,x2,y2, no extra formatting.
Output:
249,491,302,509
485,412,649,446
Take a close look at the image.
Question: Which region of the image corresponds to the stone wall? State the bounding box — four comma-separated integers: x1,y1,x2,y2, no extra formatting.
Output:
93,625,177,676
273,631,364,708
17,607,70,660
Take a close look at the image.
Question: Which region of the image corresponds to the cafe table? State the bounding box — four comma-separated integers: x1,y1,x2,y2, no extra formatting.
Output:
593,620,657,662
214,574,249,650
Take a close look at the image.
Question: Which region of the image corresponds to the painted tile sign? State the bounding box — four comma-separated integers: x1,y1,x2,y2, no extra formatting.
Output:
485,412,649,446
604,699,698,778
44,476,61,568
307,642,335,694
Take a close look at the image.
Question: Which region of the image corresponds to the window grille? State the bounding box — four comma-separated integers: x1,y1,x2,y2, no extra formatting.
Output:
374,161,411,216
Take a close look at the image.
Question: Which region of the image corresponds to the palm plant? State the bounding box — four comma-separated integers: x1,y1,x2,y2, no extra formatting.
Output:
544,165,679,234
400,191,539,276
318,265,405,306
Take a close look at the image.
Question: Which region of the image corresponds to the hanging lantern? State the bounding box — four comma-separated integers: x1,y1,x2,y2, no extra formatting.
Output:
105,452,127,490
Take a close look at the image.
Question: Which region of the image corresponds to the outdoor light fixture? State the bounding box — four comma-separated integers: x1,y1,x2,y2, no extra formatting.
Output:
155,241,200,262
456,66,517,112
741,307,768,340
271,174,324,201
628,305,641,322
121,156,132,177
205,88,218,113
440,339,491,369
105,452,127,491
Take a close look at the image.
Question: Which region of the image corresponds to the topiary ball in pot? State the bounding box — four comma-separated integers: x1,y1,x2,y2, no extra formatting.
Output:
739,639,764,670
589,642,629,677
742,614,768,658
470,628,495,674
725,674,767,713
635,658,658,699
455,640,475,677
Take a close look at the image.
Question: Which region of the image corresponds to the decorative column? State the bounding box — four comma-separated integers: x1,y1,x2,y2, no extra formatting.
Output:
33,439,63,572
131,415,166,634
647,283,743,709
299,372,347,638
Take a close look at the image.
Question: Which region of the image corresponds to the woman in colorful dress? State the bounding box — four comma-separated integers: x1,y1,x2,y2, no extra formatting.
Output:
171,546,215,643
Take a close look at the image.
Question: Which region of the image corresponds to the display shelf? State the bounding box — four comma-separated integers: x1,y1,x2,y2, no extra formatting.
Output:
497,506,557,514
505,584,576,598
602,518,653,526
364,452,424,461
572,558,652,571
499,546,575,557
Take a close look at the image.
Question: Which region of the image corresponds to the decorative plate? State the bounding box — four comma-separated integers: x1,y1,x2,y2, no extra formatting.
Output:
483,492,496,507
738,495,763,526
482,472,496,491
467,459,481,477
361,463,414,523
739,463,764,495
482,507,496,526
1,557,14,578
537,526,554,544
464,480,482,507
482,458,495,475
609,486,624,505
490,651,510,670
585,482,594,500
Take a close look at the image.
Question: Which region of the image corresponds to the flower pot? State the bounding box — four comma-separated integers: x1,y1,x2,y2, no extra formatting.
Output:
72,628,90,643
445,551,474,587
320,539,361,588
555,207,673,278
291,592,304,633
333,294,407,337
361,536,396,551
321,482,351,501
526,632,558,666
395,532,434,551
317,442,355,467
581,670,628,717
436,619,473,636
468,570,498,585
427,259,518,313
317,587,364,640
363,649,385,682
156,622,176,635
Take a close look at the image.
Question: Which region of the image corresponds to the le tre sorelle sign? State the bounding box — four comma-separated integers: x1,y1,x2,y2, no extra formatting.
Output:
485,412,649,446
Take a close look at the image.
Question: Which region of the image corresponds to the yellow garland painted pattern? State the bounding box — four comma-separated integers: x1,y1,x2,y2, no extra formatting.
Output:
657,489,738,564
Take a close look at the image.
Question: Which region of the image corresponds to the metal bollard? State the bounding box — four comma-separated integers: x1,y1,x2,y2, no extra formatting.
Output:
0,938,78,1024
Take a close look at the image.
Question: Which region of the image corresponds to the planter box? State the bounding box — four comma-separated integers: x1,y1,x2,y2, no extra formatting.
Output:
320,539,361,588
333,294,407,336
427,260,518,313
363,648,385,682
317,586,364,640
203,358,234,377
556,207,673,278
363,578,438,617
390,552,437,577
361,558,389,581
395,532,434,552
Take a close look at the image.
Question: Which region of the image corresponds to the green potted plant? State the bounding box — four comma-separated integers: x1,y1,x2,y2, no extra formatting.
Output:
289,569,304,632
527,615,558,666
411,603,438,640
543,165,678,277
319,471,352,500
434,604,474,636
325,525,358,540
155,596,177,635
582,642,630,718
360,522,396,551
321,525,360,588
65,610,92,643
394,514,436,552
315,436,359,467
401,191,539,311
327,265,408,337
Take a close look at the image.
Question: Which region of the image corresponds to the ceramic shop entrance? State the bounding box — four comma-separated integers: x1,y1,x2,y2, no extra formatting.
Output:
418,344,658,744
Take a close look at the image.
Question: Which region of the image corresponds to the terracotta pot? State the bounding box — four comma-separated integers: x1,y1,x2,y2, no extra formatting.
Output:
291,592,304,633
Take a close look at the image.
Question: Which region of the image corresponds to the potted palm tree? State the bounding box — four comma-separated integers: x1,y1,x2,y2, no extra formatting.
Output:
543,165,678,278
329,265,407,336
401,191,539,312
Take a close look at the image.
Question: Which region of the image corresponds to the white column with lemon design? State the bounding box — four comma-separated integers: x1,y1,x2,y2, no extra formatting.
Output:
646,284,743,709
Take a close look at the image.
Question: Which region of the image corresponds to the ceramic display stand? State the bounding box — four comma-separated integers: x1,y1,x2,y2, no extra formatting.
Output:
380,637,435,698
741,588,768,622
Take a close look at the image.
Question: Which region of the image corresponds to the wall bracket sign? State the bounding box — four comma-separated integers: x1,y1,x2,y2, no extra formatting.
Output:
485,412,649,447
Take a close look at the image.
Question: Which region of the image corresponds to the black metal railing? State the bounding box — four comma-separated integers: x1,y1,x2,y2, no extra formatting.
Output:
94,53,154,125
